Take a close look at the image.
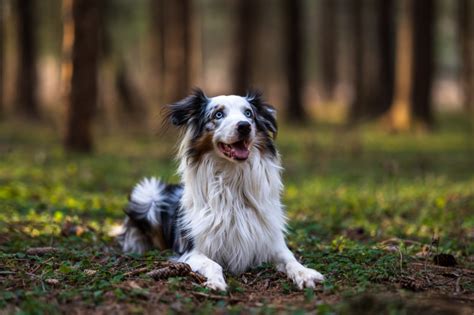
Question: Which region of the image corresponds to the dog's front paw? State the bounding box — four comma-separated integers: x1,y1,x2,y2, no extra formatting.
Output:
285,261,325,290
204,277,227,291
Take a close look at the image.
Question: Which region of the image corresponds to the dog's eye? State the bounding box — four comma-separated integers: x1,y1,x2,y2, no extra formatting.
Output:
244,109,253,118
214,110,224,119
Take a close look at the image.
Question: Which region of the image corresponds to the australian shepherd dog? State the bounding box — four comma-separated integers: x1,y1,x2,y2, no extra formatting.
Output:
118,89,324,290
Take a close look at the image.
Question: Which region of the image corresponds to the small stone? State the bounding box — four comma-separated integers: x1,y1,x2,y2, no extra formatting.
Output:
84,269,97,276
45,278,60,285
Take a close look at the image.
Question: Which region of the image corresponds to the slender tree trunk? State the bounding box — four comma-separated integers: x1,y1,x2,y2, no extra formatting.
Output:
162,0,192,103
458,0,473,113
411,0,435,127
349,0,364,121
385,0,413,131
99,0,144,121
0,1,4,118
64,0,101,152
376,0,395,116
349,0,395,122
319,0,337,101
61,0,73,102
151,0,166,103
232,0,258,95
283,0,305,122
115,60,145,119
15,0,39,119
182,0,192,93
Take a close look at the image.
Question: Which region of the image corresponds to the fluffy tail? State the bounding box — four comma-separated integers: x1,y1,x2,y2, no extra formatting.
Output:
118,177,168,254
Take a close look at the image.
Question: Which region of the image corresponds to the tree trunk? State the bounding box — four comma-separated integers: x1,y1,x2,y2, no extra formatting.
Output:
384,0,413,131
411,0,435,127
349,0,395,122
99,0,145,121
60,0,73,102
232,0,258,95
15,0,39,119
115,60,145,119
150,0,166,104
64,0,101,152
319,0,337,101
0,1,4,118
349,0,364,121
376,0,395,116
283,0,305,122
162,0,192,103
458,0,473,113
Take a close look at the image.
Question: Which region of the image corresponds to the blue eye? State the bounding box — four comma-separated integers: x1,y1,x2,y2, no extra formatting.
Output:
244,109,253,118
214,111,224,119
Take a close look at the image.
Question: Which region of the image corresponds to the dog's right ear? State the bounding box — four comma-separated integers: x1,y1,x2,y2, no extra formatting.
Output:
166,88,208,127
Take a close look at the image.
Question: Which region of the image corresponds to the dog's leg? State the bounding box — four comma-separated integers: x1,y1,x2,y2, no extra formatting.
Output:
272,239,325,289
178,251,227,291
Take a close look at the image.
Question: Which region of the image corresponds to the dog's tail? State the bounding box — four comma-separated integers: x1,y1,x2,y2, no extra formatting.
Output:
117,177,171,254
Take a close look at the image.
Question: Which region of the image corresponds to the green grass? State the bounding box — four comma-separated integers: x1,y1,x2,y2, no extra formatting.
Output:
0,115,473,314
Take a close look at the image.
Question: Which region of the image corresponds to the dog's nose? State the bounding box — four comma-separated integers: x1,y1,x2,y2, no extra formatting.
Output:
237,121,251,136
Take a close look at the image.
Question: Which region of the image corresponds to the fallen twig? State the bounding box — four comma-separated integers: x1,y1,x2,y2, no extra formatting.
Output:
0,271,15,275
455,277,462,294
191,291,243,302
411,262,474,275
26,247,59,255
124,267,149,277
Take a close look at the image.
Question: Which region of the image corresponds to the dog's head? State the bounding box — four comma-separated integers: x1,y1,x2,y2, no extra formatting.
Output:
166,88,277,163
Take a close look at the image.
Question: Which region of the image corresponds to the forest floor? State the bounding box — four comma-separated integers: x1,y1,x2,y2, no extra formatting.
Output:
0,115,473,314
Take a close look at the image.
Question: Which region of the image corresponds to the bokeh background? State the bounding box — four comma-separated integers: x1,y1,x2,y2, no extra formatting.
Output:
0,0,472,143
0,1,473,313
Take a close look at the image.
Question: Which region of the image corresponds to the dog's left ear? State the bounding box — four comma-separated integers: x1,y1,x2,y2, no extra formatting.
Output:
166,88,208,127
246,90,278,138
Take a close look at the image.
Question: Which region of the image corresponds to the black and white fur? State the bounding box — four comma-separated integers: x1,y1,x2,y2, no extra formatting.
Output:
119,89,324,290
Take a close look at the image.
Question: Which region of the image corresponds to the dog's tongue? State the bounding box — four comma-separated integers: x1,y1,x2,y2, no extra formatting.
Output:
231,141,249,160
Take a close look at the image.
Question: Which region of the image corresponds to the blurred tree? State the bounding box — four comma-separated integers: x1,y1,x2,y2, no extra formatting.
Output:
458,0,473,113
283,0,305,122
15,0,39,119
384,0,413,131
101,0,145,121
349,0,365,121
151,0,166,103
161,0,192,103
114,60,146,120
60,0,73,102
319,0,337,101
350,0,395,122
64,0,101,152
411,0,435,127
0,1,4,118
232,0,259,95
376,0,395,116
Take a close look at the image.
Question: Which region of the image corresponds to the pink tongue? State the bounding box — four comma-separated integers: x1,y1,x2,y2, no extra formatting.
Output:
231,142,249,159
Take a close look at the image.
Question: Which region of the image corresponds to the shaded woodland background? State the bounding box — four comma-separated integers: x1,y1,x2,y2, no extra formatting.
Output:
1,2,474,312
0,0,472,152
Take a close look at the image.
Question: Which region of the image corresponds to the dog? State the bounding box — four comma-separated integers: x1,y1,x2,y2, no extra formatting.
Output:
118,89,324,290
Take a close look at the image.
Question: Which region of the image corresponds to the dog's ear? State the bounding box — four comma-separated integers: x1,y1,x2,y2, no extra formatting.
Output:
166,88,208,127
246,90,278,138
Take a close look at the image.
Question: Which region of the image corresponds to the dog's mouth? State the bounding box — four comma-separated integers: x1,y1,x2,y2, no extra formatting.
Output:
217,140,250,161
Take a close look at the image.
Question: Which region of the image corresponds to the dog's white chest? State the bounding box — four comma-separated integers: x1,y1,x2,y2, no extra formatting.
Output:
180,153,286,274
196,205,275,274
